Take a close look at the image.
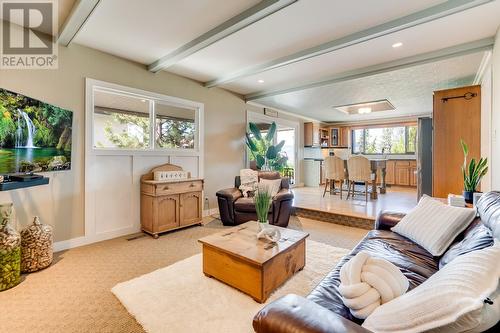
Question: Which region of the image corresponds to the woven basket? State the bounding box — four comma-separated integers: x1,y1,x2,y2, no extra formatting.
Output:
21,216,53,273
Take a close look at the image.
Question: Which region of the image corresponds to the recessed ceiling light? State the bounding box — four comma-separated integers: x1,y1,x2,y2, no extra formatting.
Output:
358,107,372,114
392,42,403,48
257,79,265,83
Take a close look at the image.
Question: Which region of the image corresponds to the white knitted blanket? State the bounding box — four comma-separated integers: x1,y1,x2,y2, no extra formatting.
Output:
239,169,258,197
339,251,409,319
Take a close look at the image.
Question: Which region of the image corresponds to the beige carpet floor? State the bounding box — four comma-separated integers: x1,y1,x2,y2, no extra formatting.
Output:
0,216,367,333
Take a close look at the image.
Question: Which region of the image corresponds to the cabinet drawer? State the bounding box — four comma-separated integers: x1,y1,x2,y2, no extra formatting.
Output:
155,181,203,196
395,161,410,167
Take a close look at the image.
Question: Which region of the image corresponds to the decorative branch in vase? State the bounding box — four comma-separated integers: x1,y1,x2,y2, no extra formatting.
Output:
461,139,488,204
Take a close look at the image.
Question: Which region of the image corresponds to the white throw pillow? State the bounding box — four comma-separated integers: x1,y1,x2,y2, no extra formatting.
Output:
362,242,500,333
258,178,282,197
392,195,476,256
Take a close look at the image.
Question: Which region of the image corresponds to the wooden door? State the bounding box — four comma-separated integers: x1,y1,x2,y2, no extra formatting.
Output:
395,161,410,186
304,122,312,146
410,167,417,186
180,191,202,226
312,123,320,147
409,161,417,187
433,85,481,198
339,127,349,146
156,195,180,232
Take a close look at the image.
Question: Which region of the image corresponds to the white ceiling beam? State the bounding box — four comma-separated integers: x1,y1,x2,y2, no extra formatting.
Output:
58,0,101,46
148,0,297,73
205,0,493,88
245,38,494,101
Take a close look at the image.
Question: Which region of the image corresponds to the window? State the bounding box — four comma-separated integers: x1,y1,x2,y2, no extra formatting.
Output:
91,86,201,152
93,90,150,149
351,125,417,155
155,102,196,149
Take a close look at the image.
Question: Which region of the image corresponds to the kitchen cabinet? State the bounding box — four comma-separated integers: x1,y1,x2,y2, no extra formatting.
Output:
304,122,320,147
303,159,321,186
329,127,349,147
410,161,417,187
377,160,415,187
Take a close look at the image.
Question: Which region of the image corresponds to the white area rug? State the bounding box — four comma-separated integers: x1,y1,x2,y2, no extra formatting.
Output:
112,240,349,333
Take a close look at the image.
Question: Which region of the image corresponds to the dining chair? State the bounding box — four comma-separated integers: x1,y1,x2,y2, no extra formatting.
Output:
346,155,373,202
323,156,346,198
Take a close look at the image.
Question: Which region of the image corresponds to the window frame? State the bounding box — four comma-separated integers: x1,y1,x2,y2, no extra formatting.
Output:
351,124,417,155
86,79,203,156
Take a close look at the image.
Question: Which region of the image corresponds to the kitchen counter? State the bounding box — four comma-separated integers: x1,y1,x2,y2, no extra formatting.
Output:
303,158,324,161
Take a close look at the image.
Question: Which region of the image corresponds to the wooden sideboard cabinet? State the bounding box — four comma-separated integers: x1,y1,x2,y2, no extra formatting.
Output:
140,164,204,238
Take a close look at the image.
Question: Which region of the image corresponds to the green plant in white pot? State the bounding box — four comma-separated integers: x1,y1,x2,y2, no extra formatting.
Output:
254,186,272,228
461,139,488,204
254,186,281,242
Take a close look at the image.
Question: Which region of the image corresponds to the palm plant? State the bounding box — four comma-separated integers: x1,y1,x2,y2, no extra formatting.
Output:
254,186,272,223
461,139,488,192
245,122,287,171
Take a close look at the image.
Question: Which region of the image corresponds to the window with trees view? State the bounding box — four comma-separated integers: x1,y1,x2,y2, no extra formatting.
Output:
92,89,199,151
352,125,417,155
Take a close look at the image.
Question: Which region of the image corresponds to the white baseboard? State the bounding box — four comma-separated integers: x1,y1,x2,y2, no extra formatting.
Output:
53,236,89,252
53,226,140,252
203,208,219,217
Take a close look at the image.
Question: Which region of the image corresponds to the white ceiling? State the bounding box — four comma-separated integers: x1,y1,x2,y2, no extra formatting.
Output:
74,0,260,65
252,51,485,122
62,0,500,122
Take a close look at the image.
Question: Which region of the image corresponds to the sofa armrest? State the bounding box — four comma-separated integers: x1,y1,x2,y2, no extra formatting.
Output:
253,294,372,333
216,188,243,202
274,189,294,202
374,211,406,230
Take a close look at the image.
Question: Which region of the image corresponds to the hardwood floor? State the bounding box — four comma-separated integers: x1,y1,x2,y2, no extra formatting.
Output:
292,185,418,220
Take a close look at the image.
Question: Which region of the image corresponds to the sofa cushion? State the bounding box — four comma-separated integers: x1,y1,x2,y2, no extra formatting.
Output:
439,222,494,269
362,242,500,333
234,197,274,213
307,230,439,324
392,195,476,256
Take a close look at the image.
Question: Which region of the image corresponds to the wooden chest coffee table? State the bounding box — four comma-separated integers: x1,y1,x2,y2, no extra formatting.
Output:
198,221,309,303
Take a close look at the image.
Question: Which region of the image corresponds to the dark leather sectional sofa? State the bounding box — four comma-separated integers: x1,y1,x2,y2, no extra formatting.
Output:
253,191,500,333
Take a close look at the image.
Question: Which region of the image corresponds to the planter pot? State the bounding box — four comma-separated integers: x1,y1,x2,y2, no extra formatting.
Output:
258,221,270,231
463,191,474,204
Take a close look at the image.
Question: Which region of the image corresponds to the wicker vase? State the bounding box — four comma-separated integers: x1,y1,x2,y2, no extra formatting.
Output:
0,203,21,291
21,216,53,273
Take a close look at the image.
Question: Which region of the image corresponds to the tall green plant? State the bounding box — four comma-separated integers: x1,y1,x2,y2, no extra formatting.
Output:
245,121,287,171
461,139,488,192
254,187,272,223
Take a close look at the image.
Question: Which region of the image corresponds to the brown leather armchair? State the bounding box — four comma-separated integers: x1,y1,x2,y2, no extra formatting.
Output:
216,171,294,227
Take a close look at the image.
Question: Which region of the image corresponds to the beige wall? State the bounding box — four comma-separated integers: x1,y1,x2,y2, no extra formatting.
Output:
492,28,500,190
0,43,246,242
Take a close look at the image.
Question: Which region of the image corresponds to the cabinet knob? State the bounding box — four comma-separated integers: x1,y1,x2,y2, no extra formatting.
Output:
163,186,169,190
189,183,195,187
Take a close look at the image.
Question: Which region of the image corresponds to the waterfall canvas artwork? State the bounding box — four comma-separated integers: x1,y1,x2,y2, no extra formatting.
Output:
0,88,73,174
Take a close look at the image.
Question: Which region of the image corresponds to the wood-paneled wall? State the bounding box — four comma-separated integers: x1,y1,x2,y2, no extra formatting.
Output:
432,85,481,198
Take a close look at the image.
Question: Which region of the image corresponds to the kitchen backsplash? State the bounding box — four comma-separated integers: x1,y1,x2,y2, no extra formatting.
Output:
303,147,323,159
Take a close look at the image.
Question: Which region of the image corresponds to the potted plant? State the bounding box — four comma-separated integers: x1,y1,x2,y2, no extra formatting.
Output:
246,122,288,171
461,139,488,204
254,186,272,229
